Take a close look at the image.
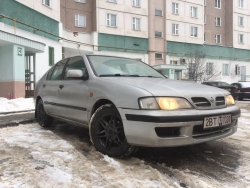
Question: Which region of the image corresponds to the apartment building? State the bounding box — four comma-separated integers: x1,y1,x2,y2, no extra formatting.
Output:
61,0,149,62
156,0,250,82
0,0,62,98
60,0,250,82
0,0,248,99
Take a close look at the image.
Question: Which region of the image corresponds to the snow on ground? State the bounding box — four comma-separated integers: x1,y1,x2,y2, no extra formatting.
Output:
0,124,180,188
0,98,34,113
0,102,249,187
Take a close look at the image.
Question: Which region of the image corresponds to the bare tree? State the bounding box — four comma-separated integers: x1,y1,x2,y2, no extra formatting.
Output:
183,50,221,83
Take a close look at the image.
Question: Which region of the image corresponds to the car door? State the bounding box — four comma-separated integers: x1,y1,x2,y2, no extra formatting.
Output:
42,59,68,116
56,56,89,124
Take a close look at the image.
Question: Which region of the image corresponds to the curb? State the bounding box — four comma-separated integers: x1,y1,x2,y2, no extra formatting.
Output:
0,110,35,115
0,118,37,129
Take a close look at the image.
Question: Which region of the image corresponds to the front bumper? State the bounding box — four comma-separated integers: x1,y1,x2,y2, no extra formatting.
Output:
118,105,241,147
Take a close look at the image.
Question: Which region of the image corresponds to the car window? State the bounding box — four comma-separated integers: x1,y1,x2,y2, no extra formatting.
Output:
50,59,68,80
231,83,238,88
46,67,55,80
63,56,87,80
218,82,230,87
209,82,217,87
241,82,250,87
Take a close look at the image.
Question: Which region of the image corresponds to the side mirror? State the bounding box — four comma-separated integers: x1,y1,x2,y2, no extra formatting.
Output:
66,69,89,80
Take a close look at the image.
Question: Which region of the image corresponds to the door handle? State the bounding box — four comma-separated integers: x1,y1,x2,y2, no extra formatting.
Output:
43,84,46,88
59,85,64,89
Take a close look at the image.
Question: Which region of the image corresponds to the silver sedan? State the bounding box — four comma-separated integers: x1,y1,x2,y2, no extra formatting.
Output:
34,55,241,158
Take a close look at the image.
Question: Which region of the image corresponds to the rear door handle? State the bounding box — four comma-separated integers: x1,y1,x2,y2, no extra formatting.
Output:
43,84,46,88
59,85,64,89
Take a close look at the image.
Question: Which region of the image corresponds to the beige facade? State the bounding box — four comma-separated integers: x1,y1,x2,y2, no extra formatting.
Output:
148,0,166,66
204,0,233,46
60,0,95,33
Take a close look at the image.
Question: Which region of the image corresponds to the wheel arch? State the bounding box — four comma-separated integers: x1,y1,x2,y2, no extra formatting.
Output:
90,99,116,118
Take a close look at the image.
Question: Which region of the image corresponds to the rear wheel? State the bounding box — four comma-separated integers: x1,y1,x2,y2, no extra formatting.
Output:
36,99,53,127
89,104,137,158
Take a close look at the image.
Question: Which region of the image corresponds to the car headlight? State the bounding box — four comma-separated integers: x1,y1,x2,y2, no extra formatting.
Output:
139,97,193,110
139,97,160,109
225,95,235,106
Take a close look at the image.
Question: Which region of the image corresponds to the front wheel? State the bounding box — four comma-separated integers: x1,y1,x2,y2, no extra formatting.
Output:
36,99,53,127
89,104,137,158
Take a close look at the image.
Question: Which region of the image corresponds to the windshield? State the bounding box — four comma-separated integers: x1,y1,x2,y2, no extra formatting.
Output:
87,56,164,78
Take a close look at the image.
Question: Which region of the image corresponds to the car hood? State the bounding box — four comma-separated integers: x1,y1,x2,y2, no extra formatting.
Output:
102,77,229,97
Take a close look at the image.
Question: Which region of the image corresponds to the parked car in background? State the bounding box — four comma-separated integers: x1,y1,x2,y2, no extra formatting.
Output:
34,55,240,158
201,81,238,99
231,82,250,101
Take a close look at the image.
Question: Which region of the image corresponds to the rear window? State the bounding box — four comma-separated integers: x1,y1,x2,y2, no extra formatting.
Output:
241,82,250,87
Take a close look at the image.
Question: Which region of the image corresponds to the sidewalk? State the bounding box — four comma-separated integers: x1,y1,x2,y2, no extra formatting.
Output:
0,111,36,128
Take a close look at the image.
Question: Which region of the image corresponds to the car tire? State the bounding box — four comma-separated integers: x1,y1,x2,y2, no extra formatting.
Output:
89,104,137,158
36,99,53,127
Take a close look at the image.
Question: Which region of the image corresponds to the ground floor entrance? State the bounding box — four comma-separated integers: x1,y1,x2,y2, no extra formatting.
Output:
0,30,45,99
25,54,36,97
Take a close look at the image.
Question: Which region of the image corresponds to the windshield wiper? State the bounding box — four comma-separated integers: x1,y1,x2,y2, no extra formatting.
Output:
139,76,162,78
99,74,140,77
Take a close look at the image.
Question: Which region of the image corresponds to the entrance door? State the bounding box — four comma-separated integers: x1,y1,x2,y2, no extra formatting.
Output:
174,71,181,80
241,66,246,81
25,54,36,97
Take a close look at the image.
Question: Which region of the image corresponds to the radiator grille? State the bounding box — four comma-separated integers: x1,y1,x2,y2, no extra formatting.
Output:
216,97,225,106
191,97,211,107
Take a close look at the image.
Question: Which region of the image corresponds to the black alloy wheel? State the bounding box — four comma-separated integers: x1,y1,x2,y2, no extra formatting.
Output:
36,99,53,127
90,104,137,158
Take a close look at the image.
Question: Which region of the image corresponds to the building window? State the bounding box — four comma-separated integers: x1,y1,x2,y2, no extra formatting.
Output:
215,0,221,8
42,0,50,7
204,0,206,6
75,0,86,3
155,31,162,38
107,0,116,3
170,60,178,65
238,16,244,26
190,26,197,37
155,53,163,59
155,9,163,16
172,24,179,35
191,7,197,18
48,47,54,66
215,34,221,44
132,18,140,30
75,14,86,27
215,17,221,26
239,0,244,8
172,3,179,14
107,13,116,27
132,0,140,7
223,64,229,75
206,62,213,74
238,34,244,43
204,15,206,24
204,32,206,42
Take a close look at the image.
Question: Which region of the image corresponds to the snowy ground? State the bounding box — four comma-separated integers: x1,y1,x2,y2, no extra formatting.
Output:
0,102,249,187
0,98,34,113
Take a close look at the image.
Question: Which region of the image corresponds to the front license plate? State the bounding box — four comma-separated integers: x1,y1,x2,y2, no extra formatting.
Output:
204,114,231,129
